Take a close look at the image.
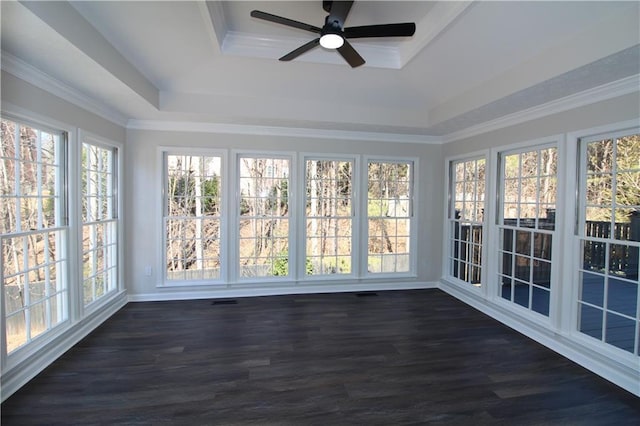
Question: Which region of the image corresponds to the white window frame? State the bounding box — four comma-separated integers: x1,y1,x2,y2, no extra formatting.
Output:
301,154,358,280
78,131,124,314
444,151,489,292
489,136,563,324
159,148,227,287
363,156,417,278
1,111,73,370
233,151,296,284
569,122,640,360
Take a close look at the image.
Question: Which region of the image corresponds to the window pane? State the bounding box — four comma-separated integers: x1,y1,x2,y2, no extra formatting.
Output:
498,146,556,316
165,154,222,282
2,118,67,354
82,142,119,306
448,157,485,286
238,157,290,279
578,132,640,355
368,161,413,274
305,159,353,276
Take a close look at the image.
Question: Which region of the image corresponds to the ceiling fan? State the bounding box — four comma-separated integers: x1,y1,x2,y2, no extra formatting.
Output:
250,1,416,68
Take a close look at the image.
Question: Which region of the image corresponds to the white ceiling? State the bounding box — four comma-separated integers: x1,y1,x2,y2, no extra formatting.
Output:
1,1,639,139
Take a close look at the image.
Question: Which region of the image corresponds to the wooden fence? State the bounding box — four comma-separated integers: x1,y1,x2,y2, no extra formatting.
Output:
454,217,638,283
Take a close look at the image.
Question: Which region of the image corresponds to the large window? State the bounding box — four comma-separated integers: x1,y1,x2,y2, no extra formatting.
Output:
238,156,290,278
367,160,413,274
305,158,354,276
498,146,557,316
577,132,639,355
82,141,118,305
164,154,222,282
1,118,68,354
448,157,486,287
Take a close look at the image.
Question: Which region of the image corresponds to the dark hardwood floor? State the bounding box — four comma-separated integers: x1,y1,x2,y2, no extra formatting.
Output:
2,289,639,425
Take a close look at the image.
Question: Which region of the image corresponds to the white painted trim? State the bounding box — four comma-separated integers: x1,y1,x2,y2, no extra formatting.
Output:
126,119,441,144
443,75,640,143
1,291,128,402
439,280,640,397
221,31,401,69
1,51,129,127
129,281,436,303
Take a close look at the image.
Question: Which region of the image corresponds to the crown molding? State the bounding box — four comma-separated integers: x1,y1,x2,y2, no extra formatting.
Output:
442,74,640,143
221,31,401,69
1,51,129,127
127,119,442,144
202,0,473,70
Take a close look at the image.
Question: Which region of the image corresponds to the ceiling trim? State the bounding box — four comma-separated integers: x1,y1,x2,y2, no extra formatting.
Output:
1,50,129,127
126,119,442,145
221,31,401,69
443,74,640,143
204,0,471,70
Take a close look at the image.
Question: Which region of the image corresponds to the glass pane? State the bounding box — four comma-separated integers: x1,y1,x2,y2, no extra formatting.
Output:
615,135,639,172
6,312,27,353
533,232,552,260
586,175,612,206
586,207,612,224
607,278,637,317
580,272,604,307
504,154,519,179
514,256,530,281
514,281,529,308
587,140,614,173
520,151,538,177
582,240,606,271
4,275,24,315
500,277,512,300
605,312,635,353
579,304,603,340
531,287,550,316
609,244,629,275
515,231,531,255
30,301,47,340
532,260,551,288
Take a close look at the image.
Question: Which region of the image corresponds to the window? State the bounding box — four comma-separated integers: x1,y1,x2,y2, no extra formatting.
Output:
1,118,68,354
164,154,222,282
448,157,486,287
305,158,354,276
577,132,639,355
498,146,557,316
367,160,413,274
82,142,118,305
238,156,290,278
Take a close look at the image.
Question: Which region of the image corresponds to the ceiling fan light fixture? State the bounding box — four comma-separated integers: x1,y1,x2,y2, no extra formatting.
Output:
319,33,344,49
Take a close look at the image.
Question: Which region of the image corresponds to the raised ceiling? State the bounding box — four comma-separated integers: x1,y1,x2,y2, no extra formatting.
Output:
1,1,639,141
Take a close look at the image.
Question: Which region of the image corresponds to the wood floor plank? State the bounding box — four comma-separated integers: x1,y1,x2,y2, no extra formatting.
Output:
2,289,639,425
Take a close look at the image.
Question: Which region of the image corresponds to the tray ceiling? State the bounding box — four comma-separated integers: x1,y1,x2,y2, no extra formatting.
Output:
1,1,638,140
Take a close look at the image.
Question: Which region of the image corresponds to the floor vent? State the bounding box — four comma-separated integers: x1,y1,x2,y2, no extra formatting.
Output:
355,292,378,297
212,299,238,305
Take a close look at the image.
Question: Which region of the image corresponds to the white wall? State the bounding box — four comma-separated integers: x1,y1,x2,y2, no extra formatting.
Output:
125,128,444,300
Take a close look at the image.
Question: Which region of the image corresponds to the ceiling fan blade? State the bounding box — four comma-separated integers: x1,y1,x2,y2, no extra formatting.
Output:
280,38,321,61
327,1,354,26
251,10,322,33
344,23,416,39
336,40,365,68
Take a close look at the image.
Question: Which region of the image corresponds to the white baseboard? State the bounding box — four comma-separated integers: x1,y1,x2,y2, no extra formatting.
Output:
438,279,640,397
128,281,437,302
1,292,128,402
